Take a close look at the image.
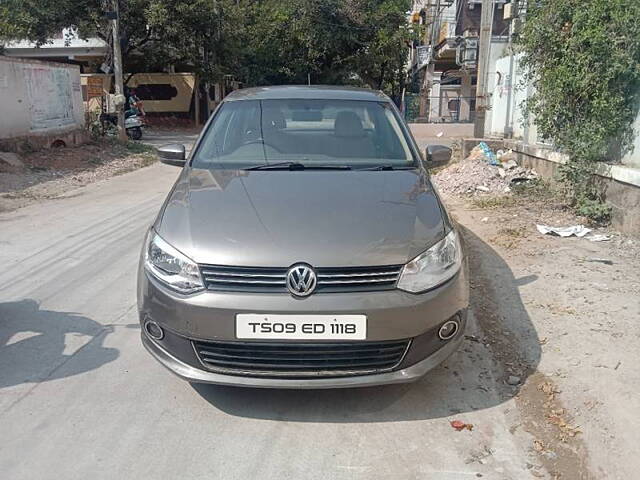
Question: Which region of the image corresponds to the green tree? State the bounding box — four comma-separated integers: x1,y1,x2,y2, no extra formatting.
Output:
242,0,413,99
1,0,413,97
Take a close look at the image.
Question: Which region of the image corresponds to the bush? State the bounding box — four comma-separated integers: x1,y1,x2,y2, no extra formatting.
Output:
517,0,640,222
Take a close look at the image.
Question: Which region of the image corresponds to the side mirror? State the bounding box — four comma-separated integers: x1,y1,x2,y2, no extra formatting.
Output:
424,145,452,169
157,144,186,167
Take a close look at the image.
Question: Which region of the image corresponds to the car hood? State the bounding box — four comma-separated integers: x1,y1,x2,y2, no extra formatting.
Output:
157,168,446,267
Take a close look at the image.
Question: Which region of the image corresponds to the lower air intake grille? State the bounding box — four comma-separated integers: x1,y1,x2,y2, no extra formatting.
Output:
192,339,410,377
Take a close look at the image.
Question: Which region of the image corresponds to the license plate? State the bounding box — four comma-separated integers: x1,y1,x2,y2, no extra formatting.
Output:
236,314,367,340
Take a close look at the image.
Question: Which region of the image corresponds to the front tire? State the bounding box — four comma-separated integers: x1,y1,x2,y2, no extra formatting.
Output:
128,127,143,140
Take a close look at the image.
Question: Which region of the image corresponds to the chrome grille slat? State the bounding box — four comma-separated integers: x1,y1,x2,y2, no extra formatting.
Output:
317,270,401,278
203,277,285,285
199,264,402,293
318,276,398,285
201,270,286,278
193,339,410,377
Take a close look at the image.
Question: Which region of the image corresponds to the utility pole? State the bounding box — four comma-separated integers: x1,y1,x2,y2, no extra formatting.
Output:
419,0,442,119
474,0,494,138
110,0,127,141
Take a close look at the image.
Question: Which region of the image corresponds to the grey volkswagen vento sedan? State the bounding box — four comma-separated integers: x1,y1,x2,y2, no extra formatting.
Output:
138,86,468,388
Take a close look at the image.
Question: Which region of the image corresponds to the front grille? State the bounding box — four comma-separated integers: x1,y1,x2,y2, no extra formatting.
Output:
192,339,410,377
200,264,402,293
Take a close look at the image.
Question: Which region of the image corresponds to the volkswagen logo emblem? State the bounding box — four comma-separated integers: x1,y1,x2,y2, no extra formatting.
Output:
286,264,317,297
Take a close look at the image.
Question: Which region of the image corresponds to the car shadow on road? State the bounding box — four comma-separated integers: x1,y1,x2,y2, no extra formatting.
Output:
0,299,119,389
192,228,541,422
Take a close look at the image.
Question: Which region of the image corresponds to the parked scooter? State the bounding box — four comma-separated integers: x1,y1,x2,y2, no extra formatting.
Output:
100,111,145,140
100,87,147,140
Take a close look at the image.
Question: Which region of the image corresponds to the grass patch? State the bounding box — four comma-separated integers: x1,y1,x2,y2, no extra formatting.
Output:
124,141,155,154
497,226,527,238
470,195,517,209
490,226,529,250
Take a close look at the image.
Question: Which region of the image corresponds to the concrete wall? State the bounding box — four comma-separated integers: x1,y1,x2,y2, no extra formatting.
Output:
128,73,196,113
490,51,640,165
80,73,197,114
504,140,640,236
0,57,84,144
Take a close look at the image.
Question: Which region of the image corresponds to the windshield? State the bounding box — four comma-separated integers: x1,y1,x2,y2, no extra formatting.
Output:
191,99,416,169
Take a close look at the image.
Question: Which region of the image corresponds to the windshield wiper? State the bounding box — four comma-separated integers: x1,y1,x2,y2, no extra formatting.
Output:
357,164,416,171
245,162,351,171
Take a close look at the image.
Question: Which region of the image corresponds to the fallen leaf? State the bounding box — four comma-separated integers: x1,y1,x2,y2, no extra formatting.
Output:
533,439,545,452
450,420,474,431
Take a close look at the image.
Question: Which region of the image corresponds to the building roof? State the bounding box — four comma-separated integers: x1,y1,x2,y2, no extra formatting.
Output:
3,32,108,59
224,85,390,102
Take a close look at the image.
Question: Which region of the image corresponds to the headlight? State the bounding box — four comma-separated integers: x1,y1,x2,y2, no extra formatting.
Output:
397,229,462,293
144,230,204,294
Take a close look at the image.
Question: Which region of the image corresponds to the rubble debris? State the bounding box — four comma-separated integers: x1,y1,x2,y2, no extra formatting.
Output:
502,159,518,170
536,224,591,238
450,420,474,431
478,142,499,165
510,169,539,184
434,148,539,196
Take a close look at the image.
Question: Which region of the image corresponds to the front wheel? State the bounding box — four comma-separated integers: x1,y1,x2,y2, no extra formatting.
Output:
128,127,142,140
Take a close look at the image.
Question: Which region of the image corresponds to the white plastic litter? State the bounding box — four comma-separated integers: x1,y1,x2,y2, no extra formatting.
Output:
536,224,592,238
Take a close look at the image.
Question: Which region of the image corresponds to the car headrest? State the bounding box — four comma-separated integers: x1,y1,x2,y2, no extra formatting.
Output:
334,111,365,138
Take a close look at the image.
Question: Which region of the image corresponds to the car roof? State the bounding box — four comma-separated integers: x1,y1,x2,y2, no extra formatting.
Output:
223,85,391,102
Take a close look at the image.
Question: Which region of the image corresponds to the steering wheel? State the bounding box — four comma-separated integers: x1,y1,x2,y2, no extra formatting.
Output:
241,138,282,152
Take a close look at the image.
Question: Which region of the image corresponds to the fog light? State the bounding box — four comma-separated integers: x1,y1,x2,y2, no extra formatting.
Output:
438,319,459,340
144,320,164,340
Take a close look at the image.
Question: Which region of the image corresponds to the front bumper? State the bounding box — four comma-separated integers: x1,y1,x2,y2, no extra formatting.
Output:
138,260,469,388
142,329,464,389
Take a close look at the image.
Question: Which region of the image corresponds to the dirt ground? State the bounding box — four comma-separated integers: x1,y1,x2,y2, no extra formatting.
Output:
0,140,156,212
435,163,640,479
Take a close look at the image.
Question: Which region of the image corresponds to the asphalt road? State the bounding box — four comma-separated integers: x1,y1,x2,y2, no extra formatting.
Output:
0,132,538,479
